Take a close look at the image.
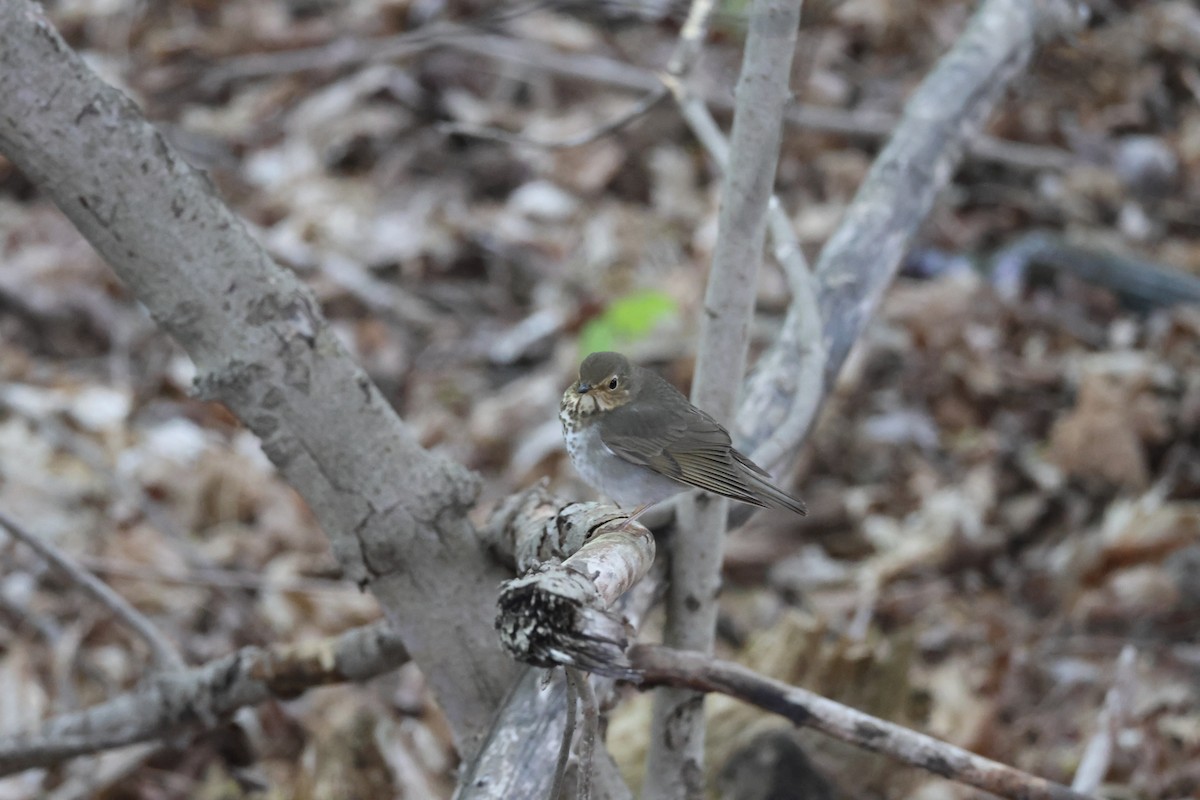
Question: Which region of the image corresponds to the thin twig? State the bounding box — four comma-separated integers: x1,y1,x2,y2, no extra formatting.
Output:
749,196,826,473
552,668,579,800
191,15,1079,173
665,0,716,77
439,87,668,149
1072,645,1138,793
659,71,824,475
197,19,1080,175
0,620,408,776
572,668,597,800
662,72,818,290
632,645,1099,800
196,3,549,90
75,554,355,595
441,33,1079,174
664,80,724,152
0,510,184,671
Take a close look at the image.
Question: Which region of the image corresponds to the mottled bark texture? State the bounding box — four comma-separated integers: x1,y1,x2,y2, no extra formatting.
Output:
0,0,517,754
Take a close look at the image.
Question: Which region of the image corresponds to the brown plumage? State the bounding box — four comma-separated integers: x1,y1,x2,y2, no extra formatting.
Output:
560,352,807,518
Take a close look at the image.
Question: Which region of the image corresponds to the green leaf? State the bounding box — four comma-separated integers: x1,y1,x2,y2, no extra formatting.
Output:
579,290,678,358
605,290,677,338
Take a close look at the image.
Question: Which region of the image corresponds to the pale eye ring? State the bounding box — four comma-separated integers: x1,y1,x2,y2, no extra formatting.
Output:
608,377,619,390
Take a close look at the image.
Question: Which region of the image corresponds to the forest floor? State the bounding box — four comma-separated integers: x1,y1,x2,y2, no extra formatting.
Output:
1,1,1199,798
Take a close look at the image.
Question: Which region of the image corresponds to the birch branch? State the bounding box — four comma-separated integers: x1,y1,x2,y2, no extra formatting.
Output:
459,489,656,800
632,645,1099,800
646,3,803,797
488,487,655,675
0,510,183,671
0,0,516,753
0,621,407,776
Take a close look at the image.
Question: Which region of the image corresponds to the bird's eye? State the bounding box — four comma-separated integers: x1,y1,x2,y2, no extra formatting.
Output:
608,377,619,390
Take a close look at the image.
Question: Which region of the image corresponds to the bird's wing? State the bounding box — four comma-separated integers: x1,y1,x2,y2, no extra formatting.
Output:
599,401,771,508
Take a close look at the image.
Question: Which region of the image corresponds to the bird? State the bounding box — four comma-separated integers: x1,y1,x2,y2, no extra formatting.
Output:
560,351,807,526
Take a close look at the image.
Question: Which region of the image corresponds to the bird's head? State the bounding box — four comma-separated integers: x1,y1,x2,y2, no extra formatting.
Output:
566,351,635,415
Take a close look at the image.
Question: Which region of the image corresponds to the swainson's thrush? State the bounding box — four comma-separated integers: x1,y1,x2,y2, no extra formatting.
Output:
560,351,807,523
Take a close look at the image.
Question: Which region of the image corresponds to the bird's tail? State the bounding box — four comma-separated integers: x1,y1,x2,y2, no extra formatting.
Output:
733,450,808,516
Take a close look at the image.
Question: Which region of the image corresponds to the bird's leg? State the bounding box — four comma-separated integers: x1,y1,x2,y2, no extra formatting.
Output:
616,502,651,531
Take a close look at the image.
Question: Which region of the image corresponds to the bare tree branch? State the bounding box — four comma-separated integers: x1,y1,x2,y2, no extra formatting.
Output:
572,665,599,800
552,669,580,800
441,32,1080,174
438,0,716,153
1072,645,1138,793
658,68,823,476
74,555,356,595
645,3,803,797
665,0,717,76
0,621,407,776
439,88,669,149
197,21,1081,174
734,0,1090,465
632,645,1099,800
0,0,518,753
194,4,546,91
0,510,183,671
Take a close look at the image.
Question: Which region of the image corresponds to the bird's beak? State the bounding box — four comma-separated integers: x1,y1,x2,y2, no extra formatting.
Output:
576,382,590,394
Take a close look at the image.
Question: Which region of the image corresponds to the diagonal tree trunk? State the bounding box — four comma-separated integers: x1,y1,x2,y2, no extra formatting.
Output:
0,0,517,755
